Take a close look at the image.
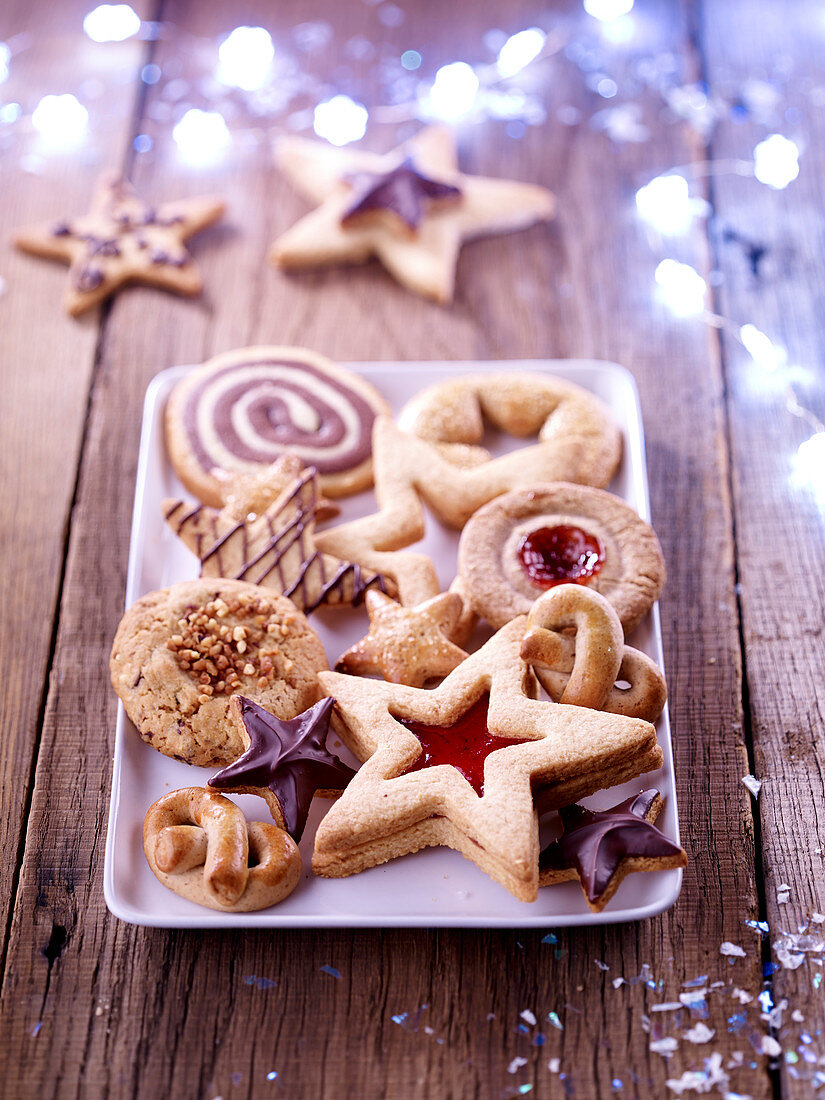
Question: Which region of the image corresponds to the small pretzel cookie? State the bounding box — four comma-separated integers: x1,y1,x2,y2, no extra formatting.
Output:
165,345,391,506
519,585,667,723
458,482,665,634
143,788,302,911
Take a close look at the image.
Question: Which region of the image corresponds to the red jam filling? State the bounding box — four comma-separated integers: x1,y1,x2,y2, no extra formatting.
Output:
517,524,604,589
399,695,529,796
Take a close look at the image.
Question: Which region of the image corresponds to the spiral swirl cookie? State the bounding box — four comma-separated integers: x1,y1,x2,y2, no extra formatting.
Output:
165,346,391,506
457,483,665,635
110,579,328,767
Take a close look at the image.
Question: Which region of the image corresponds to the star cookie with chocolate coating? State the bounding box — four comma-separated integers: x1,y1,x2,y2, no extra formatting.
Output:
163,462,388,614
335,590,468,688
539,789,686,912
14,172,224,316
312,616,663,901
209,696,356,841
271,125,554,303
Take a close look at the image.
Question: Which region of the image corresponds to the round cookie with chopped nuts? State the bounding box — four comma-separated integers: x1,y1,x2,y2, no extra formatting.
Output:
110,578,328,767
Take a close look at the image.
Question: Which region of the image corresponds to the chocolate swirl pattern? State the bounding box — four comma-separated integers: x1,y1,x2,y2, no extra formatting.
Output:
163,466,388,614
166,347,391,505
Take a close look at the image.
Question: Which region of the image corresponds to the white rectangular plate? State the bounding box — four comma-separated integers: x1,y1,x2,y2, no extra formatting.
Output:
104,359,682,928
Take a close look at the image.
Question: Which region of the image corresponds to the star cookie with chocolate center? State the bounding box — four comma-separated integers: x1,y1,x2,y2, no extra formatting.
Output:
271,124,554,303
335,590,468,688
209,696,356,841
312,617,663,901
163,460,388,614
14,172,224,316
539,789,686,912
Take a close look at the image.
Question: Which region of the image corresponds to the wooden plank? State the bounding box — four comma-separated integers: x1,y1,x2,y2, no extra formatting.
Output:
1,1,767,1096
699,1,825,1093
0,1,151,957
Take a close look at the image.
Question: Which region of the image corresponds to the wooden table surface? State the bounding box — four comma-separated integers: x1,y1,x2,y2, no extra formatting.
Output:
1,0,824,1096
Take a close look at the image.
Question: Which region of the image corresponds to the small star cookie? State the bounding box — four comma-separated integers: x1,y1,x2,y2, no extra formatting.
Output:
14,172,224,315
271,125,554,303
335,590,468,687
539,789,687,912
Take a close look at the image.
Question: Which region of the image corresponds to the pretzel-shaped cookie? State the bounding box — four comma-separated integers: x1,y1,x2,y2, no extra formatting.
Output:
143,787,302,911
519,585,667,723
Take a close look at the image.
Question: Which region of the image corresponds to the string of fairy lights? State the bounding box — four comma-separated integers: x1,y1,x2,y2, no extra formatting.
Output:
2,0,823,500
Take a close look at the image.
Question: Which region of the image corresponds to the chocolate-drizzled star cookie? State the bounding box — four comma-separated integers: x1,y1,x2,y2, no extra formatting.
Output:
271,125,554,304
163,460,388,614
14,173,224,316
539,789,686,912
209,696,356,841
165,346,391,505
313,616,663,901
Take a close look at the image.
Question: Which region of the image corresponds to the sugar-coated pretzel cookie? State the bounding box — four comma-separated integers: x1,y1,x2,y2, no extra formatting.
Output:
538,788,686,912
313,616,663,901
458,482,665,634
143,788,302,911
110,579,328,767
165,346,391,507
163,460,388,614
398,372,622,508
520,586,667,722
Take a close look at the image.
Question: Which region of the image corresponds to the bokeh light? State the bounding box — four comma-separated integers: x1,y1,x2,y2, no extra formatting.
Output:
313,95,368,145
217,26,275,92
83,4,141,43
584,0,635,22
0,42,10,83
636,175,693,235
753,134,799,190
31,94,89,147
421,61,479,121
739,324,786,372
792,432,825,506
172,108,230,165
655,259,707,316
496,28,546,79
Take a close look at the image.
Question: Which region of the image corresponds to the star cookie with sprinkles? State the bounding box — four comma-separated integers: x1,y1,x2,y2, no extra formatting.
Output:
271,124,554,303
209,696,356,841
539,789,687,912
312,617,663,901
163,460,388,614
14,172,225,316
335,590,469,688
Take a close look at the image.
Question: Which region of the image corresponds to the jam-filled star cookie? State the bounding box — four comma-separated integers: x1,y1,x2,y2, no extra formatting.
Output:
539,788,686,912
165,345,391,505
312,616,663,901
14,173,224,316
110,579,328,767
271,125,554,303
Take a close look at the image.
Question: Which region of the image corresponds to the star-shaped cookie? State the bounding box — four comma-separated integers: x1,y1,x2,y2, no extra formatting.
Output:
163,462,388,613
209,696,357,841
539,789,686,912
313,617,663,901
271,125,554,303
14,172,224,315
335,590,468,687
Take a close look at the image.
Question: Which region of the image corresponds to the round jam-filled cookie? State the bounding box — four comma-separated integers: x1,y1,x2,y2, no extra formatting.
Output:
457,483,665,635
165,346,391,506
110,579,328,767
398,371,622,497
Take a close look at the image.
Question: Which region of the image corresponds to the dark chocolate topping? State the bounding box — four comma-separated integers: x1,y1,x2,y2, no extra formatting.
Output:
539,789,681,904
342,157,462,231
209,695,356,840
180,357,379,476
